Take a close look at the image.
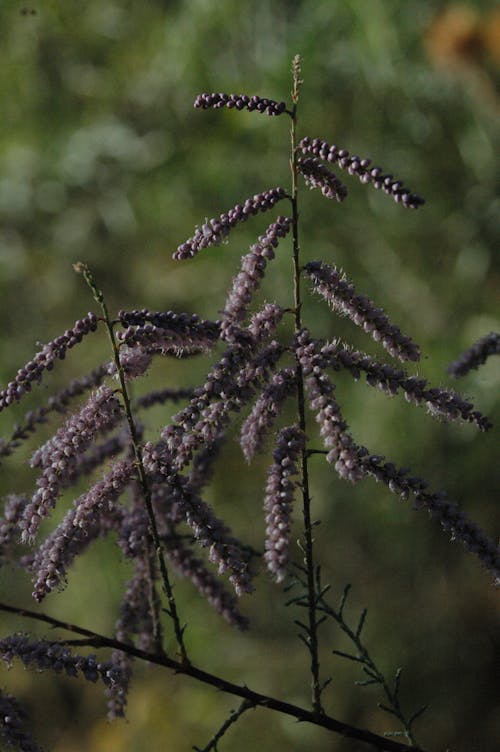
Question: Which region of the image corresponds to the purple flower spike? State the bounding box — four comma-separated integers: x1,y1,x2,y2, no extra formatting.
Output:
221,216,292,340
115,557,156,651
263,425,304,583
298,157,347,202
0,689,41,752
296,331,365,481
0,313,99,413
448,332,500,378
30,460,133,602
304,260,420,362
165,535,249,629
321,342,491,431
0,495,28,559
21,386,123,543
159,472,253,596
174,188,287,260
240,367,297,462
117,310,220,356
359,454,500,583
194,92,287,117
105,650,132,720
0,634,127,688
108,346,152,381
299,136,424,209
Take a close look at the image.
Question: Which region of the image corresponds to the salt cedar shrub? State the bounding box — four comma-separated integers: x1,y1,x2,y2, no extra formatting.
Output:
0,57,498,752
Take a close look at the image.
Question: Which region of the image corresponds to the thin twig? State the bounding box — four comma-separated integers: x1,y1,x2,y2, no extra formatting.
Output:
193,700,254,751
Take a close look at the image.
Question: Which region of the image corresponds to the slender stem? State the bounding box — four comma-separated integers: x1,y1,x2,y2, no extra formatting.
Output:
322,593,418,745
289,59,323,715
0,601,428,752
74,263,189,665
193,700,254,752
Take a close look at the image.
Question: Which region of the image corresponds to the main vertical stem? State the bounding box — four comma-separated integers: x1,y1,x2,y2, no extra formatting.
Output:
289,65,323,714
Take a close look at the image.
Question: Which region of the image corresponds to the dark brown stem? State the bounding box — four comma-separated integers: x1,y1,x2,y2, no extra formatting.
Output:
0,601,428,752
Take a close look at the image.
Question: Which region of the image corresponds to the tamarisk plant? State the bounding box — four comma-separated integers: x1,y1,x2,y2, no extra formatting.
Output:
0,56,498,752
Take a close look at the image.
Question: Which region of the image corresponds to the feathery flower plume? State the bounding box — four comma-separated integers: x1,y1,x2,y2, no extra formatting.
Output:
299,136,424,209
298,157,347,202
158,321,283,470
105,650,132,721
448,332,500,378
296,331,365,481
108,345,152,381
263,425,305,582
240,368,297,462
0,689,41,752
0,495,27,560
194,92,287,116
174,188,287,260
117,310,220,356
188,435,225,493
359,454,500,582
220,216,292,341
304,260,420,362
0,364,109,463
140,459,253,596
165,534,249,629
0,313,99,413
30,460,134,602
115,557,156,650
246,303,284,342
237,339,285,388
21,386,123,542
0,634,126,687
168,475,253,596
321,342,491,431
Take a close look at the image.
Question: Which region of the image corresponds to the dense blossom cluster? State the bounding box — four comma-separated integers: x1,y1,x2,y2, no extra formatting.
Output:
0,689,40,752
298,157,347,202
0,365,109,463
158,315,284,471
162,472,253,596
194,92,287,116
240,368,297,462
0,495,27,561
0,635,125,687
304,260,420,362
21,386,123,542
447,332,500,378
165,536,249,629
117,309,220,356
174,187,287,259
321,342,491,431
263,425,304,582
30,460,135,602
296,331,365,481
0,313,98,412
221,216,292,340
299,136,425,208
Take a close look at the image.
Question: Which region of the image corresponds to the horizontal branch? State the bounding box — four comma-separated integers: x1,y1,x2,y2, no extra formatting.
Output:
0,601,428,752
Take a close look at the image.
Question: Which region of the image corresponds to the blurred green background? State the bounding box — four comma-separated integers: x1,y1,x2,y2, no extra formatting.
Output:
0,1,499,750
